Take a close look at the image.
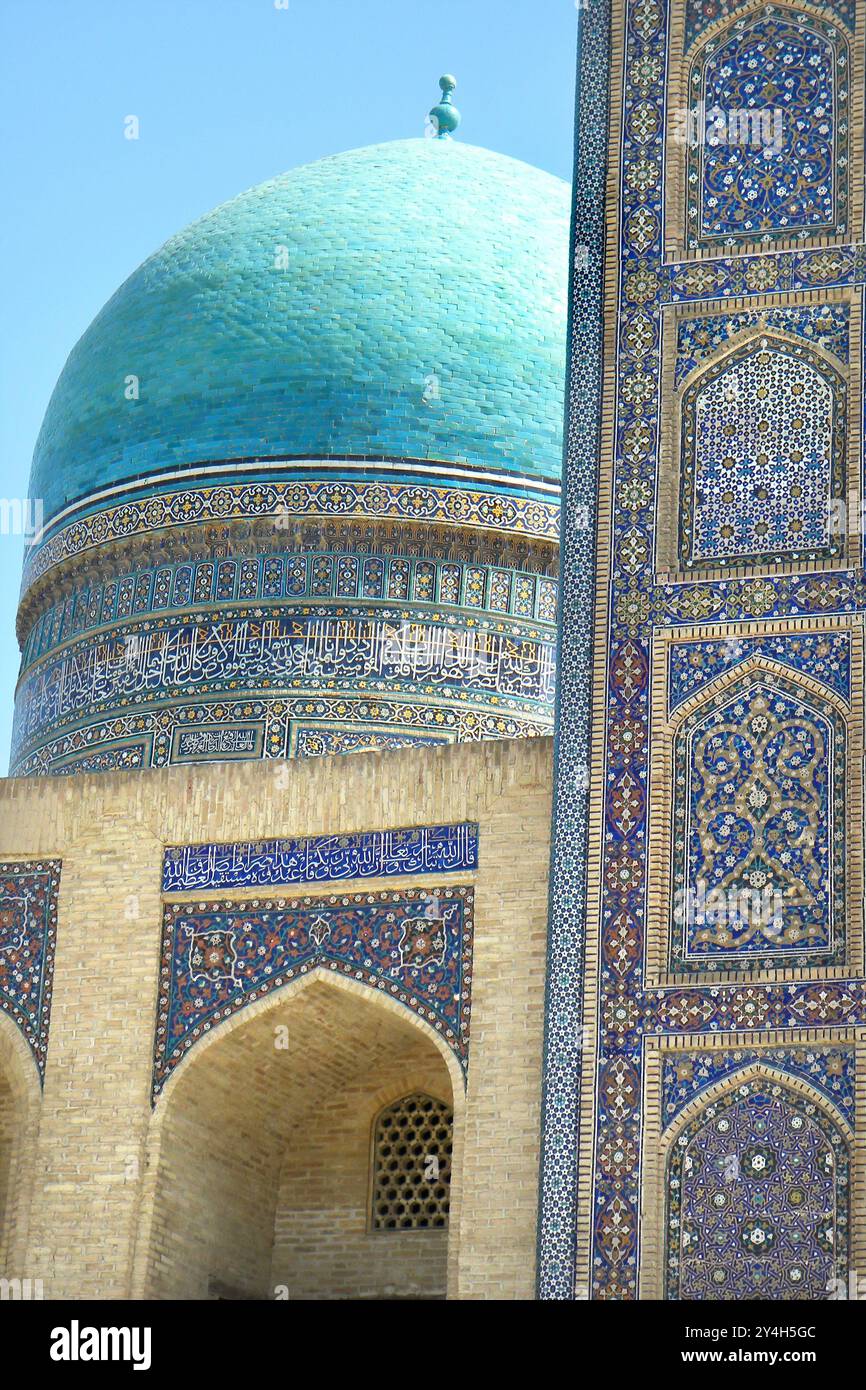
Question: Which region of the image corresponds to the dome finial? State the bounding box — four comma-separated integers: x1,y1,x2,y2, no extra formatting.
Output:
428,74,461,139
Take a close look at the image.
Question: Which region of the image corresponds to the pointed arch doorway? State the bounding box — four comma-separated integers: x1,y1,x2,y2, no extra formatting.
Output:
135,973,464,1300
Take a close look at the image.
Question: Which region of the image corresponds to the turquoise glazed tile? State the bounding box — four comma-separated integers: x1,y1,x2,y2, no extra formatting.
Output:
30,139,570,524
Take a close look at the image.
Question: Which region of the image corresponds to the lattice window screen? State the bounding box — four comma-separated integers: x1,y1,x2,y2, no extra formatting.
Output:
371,1093,453,1231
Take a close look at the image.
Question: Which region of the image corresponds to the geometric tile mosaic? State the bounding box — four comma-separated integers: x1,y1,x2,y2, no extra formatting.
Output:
153,886,474,1099
21,551,557,667
679,336,846,569
537,0,610,1300
667,1076,850,1300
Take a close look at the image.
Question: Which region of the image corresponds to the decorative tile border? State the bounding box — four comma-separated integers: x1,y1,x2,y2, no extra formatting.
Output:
0,860,60,1079
21,550,557,669
645,980,866,1032
11,603,556,774
543,0,866,1302
11,696,549,778
652,570,863,628
21,478,562,598
665,1078,849,1300
663,244,866,304
153,885,474,1099
660,1042,856,1129
162,822,479,893
537,0,611,1300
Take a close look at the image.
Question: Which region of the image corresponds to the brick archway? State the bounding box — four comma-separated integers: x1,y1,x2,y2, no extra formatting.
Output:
133,973,463,1300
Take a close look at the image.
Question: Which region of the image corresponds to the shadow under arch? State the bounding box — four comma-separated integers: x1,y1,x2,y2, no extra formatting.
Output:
661,1062,852,1302
0,1011,43,1278
133,969,465,1300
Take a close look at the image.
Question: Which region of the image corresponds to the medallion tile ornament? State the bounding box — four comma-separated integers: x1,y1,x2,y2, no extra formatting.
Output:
663,243,866,304
153,886,474,1098
13,696,548,779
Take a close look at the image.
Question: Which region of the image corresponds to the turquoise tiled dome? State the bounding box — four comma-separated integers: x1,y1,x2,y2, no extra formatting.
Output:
30,139,570,526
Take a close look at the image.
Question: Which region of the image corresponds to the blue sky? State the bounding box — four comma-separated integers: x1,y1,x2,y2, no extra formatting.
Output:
0,0,577,772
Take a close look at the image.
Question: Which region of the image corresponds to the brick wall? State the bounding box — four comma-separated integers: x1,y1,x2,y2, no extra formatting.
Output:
0,737,553,1299
0,1073,12,1271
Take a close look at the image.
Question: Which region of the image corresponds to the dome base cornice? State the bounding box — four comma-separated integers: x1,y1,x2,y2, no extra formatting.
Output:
18,472,560,634
16,511,559,645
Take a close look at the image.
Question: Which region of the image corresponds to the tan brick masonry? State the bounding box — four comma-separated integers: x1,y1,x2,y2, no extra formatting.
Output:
0,736,552,1300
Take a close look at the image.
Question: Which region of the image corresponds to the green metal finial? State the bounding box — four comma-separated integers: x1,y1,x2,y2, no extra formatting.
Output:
429,74,461,139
